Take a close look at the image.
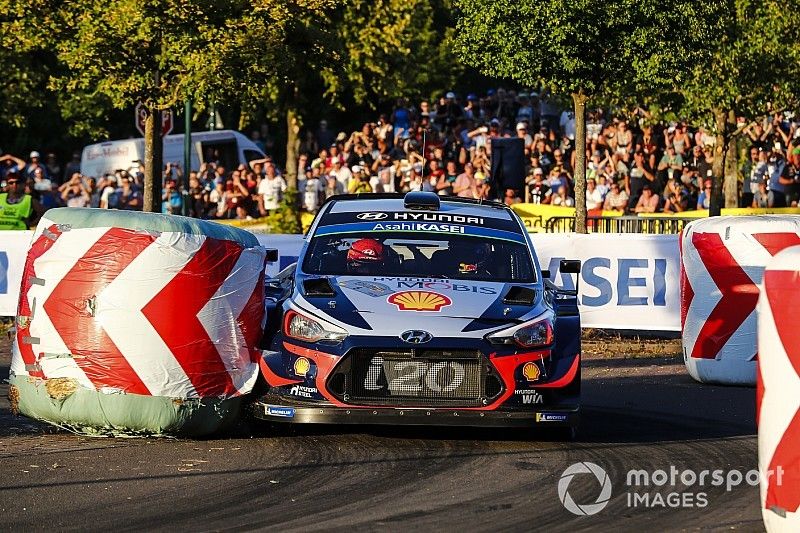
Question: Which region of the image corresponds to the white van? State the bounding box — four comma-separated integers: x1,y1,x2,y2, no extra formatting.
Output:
80,130,266,178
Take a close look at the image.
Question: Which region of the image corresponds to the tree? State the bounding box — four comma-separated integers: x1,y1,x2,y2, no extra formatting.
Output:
670,0,800,214
454,0,719,232
323,0,462,107
3,0,337,212
0,49,49,131
245,0,464,194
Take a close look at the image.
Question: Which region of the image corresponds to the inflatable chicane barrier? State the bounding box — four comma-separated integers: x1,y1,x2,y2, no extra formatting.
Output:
758,246,800,531
680,215,800,385
8,208,267,436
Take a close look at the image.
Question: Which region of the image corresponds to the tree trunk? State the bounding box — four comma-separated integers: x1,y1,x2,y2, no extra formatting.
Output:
285,105,301,191
722,110,739,207
724,114,739,208
710,109,728,217
571,92,588,233
143,106,163,213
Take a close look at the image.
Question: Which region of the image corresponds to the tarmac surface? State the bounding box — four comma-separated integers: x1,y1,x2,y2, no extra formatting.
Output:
0,343,761,532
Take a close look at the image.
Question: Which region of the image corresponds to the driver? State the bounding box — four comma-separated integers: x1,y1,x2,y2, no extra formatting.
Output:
346,238,386,275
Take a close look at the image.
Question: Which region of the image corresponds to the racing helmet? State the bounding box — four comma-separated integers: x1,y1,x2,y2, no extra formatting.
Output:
346,238,385,274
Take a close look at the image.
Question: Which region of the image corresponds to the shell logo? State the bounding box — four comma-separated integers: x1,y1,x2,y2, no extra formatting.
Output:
522,362,541,382
293,357,311,377
387,291,452,312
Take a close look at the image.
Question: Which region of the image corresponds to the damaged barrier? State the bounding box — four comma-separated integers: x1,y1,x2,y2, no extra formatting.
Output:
680,216,800,385
8,208,267,436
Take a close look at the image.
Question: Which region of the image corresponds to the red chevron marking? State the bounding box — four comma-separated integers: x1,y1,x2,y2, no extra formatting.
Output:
142,238,243,397
44,228,155,393
690,233,759,359
763,267,800,512
16,225,63,376
753,233,800,257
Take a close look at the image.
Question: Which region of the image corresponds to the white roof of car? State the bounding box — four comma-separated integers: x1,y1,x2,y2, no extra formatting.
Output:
327,197,514,221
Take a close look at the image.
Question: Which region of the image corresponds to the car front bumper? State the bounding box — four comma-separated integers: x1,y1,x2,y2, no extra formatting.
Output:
251,393,579,428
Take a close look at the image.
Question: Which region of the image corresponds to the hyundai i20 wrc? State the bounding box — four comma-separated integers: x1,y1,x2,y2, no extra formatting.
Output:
252,192,582,434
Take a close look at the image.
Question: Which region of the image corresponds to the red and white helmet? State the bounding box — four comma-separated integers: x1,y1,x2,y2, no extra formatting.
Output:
347,238,385,263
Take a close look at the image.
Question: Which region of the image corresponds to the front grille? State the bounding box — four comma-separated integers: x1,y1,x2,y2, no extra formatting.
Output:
329,349,498,407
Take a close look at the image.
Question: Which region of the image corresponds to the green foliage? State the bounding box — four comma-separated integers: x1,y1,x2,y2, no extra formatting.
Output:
454,0,719,97
265,188,302,234
323,0,462,107
454,0,720,231
1,0,463,159
0,53,47,128
6,0,337,112
675,0,800,133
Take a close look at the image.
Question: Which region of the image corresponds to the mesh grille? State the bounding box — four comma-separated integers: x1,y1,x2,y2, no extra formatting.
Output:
338,349,488,407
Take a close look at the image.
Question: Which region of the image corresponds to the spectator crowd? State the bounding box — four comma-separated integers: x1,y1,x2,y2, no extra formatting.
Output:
2,89,800,229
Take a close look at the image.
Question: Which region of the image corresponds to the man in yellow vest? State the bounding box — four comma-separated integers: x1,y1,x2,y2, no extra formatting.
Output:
0,173,43,230
347,165,373,194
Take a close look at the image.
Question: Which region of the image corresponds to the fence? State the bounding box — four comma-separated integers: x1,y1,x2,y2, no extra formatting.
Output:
545,215,696,234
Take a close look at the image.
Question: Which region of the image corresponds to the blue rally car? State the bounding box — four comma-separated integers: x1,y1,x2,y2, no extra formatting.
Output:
252,192,581,433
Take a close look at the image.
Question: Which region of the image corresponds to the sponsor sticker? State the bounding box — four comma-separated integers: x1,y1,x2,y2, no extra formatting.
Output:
458,263,477,274
536,412,568,423
357,212,485,224
293,357,311,377
289,385,317,398
356,212,389,220
387,290,452,311
372,278,499,295
313,222,526,243
265,405,296,418
522,362,541,382
392,212,485,225
372,222,465,234
514,390,544,404
364,357,466,394
337,279,394,297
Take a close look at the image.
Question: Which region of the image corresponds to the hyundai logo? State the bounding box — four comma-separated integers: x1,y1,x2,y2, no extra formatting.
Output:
400,330,433,344
356,212,388,220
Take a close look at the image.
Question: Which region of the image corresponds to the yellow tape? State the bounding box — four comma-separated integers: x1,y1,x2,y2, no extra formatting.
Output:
514,204,800,234
219,205,800,235
639,207,800,218
511,204,621,233
215,212,316,233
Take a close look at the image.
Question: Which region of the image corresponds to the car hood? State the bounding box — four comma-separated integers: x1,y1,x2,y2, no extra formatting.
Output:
295,275,544,336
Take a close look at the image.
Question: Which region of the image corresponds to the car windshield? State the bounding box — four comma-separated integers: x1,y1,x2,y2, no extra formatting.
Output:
302,233,536,282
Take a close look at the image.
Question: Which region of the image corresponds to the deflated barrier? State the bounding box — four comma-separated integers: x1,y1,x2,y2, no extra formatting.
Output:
758,246,800,531
8,208,266,436
681,215,800,385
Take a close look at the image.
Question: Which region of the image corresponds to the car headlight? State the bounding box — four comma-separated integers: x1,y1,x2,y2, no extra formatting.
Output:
486,318,554,348
284,309,348,344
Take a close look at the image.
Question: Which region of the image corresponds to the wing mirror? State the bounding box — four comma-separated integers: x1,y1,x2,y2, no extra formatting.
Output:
560,260,581,274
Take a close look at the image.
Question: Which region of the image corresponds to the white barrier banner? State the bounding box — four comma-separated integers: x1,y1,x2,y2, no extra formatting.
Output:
533,233,680,331
0,231,33,317
0,230,680,330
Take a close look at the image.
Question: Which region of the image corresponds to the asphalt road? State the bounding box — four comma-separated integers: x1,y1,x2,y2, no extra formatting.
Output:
0,352,761,532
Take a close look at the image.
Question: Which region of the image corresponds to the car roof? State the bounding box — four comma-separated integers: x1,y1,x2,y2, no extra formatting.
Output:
325,194,514,221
